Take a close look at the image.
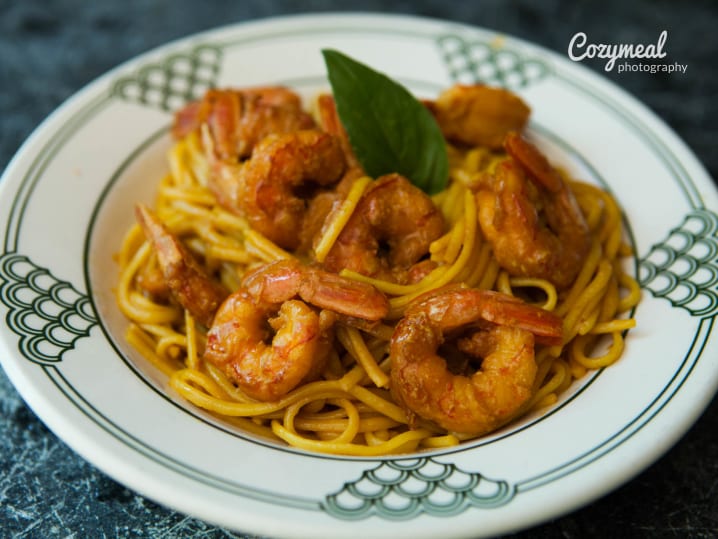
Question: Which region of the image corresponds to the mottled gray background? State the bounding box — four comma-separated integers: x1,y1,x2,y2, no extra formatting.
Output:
1,0,716,537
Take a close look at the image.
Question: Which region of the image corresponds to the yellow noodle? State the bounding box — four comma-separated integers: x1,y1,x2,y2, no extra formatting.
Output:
166,198,216,221
171,369,351,417
244,229,294,262
155,334,186,360
194,222,243,248
205,245,254,264
117,223,146,268
509,277,559,311
284,397,361,443
555,240,603,317
496,271,512,295
221,416,278,440
528,358,570,410
590,318,636,334
420,434,462,448
313,176,372,262
462,236,490,288
562,259,614,342
212,209,250,232
184,310,200,370
364,429,391,446
346,385,408,423
271,420,432,456
476,252,501,290
571,331,625,369
116,242,180,324
204,363,258,403
297,415,401,434
618,269,642,311
161,186,217,206
441,220,466,265
336,326,390,388
125,324,180,377
576,306,602,336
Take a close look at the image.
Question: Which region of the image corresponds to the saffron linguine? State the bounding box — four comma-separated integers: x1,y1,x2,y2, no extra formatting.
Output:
115,94,640,456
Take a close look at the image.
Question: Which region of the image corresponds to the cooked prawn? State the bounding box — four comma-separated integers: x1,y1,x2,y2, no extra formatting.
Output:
173,88,328,242
240,259,389,321
427,84,531,150
322,173,445,282
205,292,334,402
135,204,228,327
204,259,389,401
217,129,347,250
476,133,591,289
390,287,563,434
173,87,315,160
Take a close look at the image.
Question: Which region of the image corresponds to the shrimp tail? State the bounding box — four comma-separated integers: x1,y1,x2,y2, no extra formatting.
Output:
298,267,389,321
241,258,303,304
135,204,228,326
475,290,564,346
504,132,563,192
241,259,389,321
390,287,555,435
406,288,563,346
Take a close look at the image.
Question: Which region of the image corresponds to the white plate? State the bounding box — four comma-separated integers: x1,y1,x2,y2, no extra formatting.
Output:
1,13,717,539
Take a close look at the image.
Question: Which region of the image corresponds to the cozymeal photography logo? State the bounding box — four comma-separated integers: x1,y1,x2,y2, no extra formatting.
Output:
567,30,687,74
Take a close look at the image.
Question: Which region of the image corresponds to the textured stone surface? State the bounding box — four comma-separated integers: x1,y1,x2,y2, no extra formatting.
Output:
1,0,717,537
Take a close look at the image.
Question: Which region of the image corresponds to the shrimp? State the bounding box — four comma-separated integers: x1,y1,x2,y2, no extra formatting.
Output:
214,129,346,250
204,259,389,401
204,292,334,402
135,204,228,327
427,84,531,150
173,89,332,246
132,206,388,400
390,287,563,435
240,259,389,321
173,87,316,161
315,93,361,169
322,173,445,282
476,133,591,289
296,167,366,254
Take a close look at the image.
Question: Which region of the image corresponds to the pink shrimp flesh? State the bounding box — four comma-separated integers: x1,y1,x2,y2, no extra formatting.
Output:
322,173,445,282
390,287,563,434
476,132,591,289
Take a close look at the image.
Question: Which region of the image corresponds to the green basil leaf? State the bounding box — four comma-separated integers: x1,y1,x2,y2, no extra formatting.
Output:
322,49,449,195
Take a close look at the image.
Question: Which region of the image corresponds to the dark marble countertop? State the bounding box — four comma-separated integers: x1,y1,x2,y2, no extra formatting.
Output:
1,1,717,537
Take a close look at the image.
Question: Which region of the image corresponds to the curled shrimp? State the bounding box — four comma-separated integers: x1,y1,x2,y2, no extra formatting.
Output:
427,84,531,150
173,88,328,244
205,292,334,402
476,133,591,289
390,287,563,435
204,259,389,401
173,87,315,160
322,173,445,282
215,129,346,250
135,204,228,327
